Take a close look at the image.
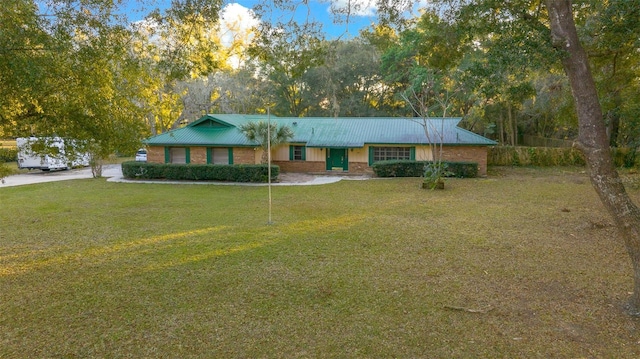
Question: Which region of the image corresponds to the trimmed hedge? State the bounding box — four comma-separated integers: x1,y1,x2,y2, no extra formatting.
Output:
488,146,585,167
0,148,17,162
488,146,640,168
372,160,479,178
446,161,480,178
121,162,279,183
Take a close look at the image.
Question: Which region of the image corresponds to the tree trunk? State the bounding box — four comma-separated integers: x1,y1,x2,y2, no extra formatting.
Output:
546,0,640,315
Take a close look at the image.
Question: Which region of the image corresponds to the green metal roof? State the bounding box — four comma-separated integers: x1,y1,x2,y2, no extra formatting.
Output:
144,114,497,147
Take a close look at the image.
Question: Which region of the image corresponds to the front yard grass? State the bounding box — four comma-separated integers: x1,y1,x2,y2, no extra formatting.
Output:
1,167,639,358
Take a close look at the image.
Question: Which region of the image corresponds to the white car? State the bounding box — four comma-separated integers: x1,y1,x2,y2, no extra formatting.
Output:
135,149,147,162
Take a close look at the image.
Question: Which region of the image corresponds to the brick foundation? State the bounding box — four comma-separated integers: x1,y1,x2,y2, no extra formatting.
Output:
273,161,325,173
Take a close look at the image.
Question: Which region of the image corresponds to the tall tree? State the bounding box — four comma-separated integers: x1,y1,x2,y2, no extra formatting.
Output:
1,1,227,175
0,0,56,137
1,0,150,175
248,21,327,116
546,0,640,315
574,0,640,147
380,10,473,119
303,39,390,117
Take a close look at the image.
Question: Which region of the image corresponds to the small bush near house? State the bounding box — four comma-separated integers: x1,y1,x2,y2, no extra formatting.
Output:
372,160,478,178
445,161,480,178
121,161,279,183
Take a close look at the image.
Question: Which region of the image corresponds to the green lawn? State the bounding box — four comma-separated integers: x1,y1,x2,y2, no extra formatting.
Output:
1,167,640,358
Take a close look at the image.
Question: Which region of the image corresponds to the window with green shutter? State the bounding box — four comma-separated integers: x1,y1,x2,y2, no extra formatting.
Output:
289,145,306,161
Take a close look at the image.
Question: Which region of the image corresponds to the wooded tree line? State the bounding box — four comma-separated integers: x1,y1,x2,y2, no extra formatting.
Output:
3,1,639,151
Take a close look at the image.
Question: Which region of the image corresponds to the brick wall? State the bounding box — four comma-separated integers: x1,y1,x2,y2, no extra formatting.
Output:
274,161,325,173
233,147,255,164
147,146,164,163
190,147,207,164
441,146,488,176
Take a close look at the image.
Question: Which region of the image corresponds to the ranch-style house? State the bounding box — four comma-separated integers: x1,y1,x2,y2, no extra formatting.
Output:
144,114,497,176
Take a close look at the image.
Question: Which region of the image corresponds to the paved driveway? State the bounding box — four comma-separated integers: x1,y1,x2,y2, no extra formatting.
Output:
1,165,123,188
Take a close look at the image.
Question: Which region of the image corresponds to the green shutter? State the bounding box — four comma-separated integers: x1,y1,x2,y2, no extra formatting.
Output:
164,147,170,163
289,145,294,161
368,146,375,166
206,148,212,164
185,148,191,164
410,147,416,161
343,149,348,171
228,148,234,164
301,146,306,161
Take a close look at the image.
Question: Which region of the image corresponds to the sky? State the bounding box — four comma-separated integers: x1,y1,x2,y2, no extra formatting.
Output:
232,0,379,38
121,0,403,39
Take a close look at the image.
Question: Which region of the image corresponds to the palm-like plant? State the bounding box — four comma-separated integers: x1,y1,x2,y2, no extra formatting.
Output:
239,121,294,163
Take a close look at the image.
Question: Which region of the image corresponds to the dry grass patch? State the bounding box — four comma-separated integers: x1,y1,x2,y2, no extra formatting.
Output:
1,167,640,358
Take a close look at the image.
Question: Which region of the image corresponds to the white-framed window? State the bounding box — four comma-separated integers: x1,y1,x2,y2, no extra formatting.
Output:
372,147,411,162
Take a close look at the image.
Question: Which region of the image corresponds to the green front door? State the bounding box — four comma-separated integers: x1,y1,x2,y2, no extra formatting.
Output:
326,148,348,171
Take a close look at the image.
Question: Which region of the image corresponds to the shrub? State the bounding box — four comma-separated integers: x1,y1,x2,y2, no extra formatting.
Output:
0,162,14,181
0,148,17,162
445,162,479,178
121,162,279,183
611,147,640,168
372,160,478,178
371,160,424,177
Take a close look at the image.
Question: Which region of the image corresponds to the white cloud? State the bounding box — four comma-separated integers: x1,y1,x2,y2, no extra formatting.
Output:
327,0,378,17
219,3,260,68
219,3,260,47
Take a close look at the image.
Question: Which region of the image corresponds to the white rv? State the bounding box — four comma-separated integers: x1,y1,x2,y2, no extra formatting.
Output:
16,137,90,171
